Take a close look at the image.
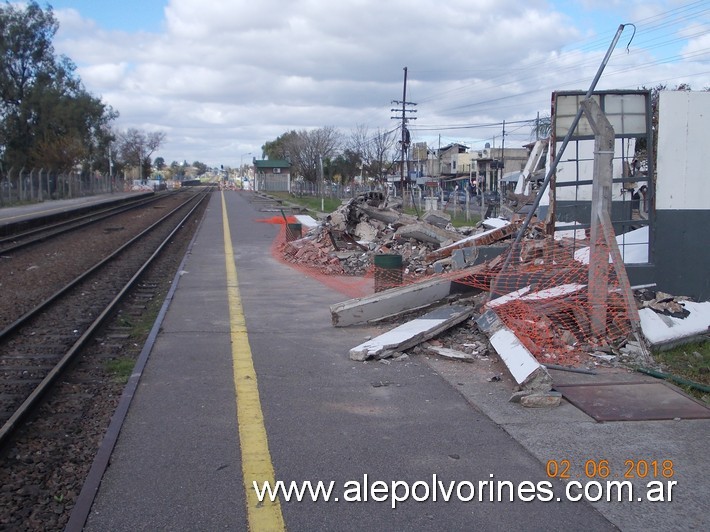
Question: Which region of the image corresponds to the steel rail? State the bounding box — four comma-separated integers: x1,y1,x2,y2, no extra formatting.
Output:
0,189,210,448
0,190,203,341
0,190,184,253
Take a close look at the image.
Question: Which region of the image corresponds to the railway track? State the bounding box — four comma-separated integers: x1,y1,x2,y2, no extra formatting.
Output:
0,190,184,254
0,186,211,448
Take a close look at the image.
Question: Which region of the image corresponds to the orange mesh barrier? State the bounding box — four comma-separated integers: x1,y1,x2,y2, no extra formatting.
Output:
454,235,635,365
256,215,299,224
271,225,374,299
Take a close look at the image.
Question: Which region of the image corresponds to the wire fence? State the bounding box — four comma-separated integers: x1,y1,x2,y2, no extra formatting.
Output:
289,181,499,219
0,168,126,206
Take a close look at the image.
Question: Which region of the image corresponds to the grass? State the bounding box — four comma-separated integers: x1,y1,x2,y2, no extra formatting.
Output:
104,357,136,384
652,339,710,402
268,191,342,214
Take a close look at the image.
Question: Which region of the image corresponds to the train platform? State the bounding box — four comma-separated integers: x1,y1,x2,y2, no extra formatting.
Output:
52,190,708,531
0,190,154,231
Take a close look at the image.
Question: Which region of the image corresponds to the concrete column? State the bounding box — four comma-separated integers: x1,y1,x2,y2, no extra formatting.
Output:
580,98,614,336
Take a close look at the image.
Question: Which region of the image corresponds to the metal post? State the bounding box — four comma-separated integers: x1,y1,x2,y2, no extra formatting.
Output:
19,167,25,202
38,169,44,202
496,23,628,279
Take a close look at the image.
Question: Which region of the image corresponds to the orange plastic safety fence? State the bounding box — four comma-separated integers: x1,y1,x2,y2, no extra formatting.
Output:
454,236,635,365
271,225,373,299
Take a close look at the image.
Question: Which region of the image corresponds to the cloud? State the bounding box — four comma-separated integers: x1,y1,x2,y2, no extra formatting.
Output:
52,0,710,166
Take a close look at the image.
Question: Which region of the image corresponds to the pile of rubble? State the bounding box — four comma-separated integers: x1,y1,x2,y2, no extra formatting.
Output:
281,229,346,275
276,192,710,408
635,289,691,318
280,191,513,278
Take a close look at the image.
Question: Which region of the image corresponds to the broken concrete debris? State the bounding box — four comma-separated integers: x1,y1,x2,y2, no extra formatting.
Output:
508,389,562,408
425,221,520,262
278,191,518,278
349,305,475,361
477,310,553,392
276,192,708,408
520,391,563,408
422,344,475,362
637,295,710,350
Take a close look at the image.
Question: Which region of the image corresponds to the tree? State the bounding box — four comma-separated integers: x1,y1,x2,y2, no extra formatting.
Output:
348,125,397,185
331,149,362,185
0,1,116,172
116,128,166,180
192,160,208,176
262,131,299,161
169,160,185,179
285,127,341,183
530,114,552,141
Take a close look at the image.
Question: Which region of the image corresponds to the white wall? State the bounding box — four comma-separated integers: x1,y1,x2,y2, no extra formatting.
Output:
553,138,631,202
657,91,710,211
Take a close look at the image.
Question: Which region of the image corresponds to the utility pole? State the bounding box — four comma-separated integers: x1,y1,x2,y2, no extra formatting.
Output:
500,119,506,194
391,66,417,199
536,112,540,141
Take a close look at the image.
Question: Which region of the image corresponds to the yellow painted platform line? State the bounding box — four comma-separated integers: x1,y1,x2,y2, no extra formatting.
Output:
221,192,286,531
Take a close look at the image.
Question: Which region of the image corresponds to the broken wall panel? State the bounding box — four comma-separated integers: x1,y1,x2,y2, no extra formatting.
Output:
540,90,653,267
476,310,552,391
331,267,484,327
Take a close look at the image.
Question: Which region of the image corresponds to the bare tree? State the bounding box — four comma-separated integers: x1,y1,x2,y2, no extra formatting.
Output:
285,126,341,183
345,125,397,186
117,128,166,180
367,128,397,185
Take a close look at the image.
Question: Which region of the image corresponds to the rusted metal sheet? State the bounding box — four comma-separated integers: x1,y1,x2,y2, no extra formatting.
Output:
554,382,710,422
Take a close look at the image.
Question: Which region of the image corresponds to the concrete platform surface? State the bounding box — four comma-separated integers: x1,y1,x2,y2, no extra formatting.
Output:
0,190,154,229
67,189,707,531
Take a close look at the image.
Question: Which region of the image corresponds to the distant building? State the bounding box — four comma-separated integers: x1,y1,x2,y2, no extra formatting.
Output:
253,159,291,192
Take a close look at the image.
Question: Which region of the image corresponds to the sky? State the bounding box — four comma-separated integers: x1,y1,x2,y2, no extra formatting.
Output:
43,0,710,168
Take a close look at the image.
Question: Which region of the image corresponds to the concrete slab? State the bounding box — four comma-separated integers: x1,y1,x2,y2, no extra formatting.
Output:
477,310,552,390
330,276,453,327
639,300,710,349
481,217,510,230
294,214,319,228
349,305,474,360
486,283,586,309
489,328,551,389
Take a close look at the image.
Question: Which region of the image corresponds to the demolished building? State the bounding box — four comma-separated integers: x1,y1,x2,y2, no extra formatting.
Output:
269,88,710,405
